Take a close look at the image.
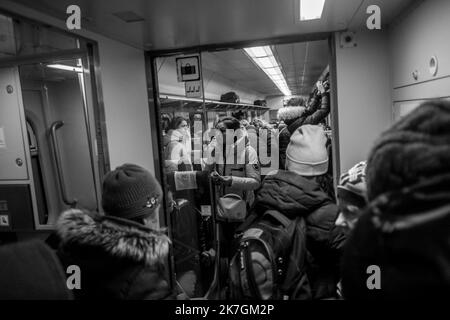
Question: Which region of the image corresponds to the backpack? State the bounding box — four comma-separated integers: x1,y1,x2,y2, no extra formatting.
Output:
228,210,311,300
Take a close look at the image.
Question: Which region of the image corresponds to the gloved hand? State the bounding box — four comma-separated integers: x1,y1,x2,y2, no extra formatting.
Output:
316,81,326,95
210,171,233,186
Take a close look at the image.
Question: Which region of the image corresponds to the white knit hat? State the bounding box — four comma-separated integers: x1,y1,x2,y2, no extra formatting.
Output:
286,125,329,176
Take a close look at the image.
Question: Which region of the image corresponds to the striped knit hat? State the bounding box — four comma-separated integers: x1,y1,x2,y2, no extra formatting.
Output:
337,161,367,209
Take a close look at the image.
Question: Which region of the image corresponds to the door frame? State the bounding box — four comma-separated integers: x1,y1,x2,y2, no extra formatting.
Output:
145,31,341,292
0,11,110,230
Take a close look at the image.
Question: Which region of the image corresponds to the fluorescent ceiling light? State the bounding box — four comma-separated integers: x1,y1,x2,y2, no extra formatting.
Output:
244,46,292,96
246,47,268,58
300,0,325,21
46,64,83,73
265,69,282,77
256,57,275,69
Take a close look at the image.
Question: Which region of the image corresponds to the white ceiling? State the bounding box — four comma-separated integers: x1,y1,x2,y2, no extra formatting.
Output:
4,0,416,97
9,0,416,51
202,40,329,97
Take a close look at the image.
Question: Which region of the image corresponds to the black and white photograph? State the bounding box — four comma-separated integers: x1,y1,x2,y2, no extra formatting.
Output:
0,0,449,308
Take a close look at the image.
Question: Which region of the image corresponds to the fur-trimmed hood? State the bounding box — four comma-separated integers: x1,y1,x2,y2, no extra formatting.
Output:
277,106,306,122
56,209,170,267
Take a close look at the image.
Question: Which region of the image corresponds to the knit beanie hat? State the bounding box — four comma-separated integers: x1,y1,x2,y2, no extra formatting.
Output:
337,161,367,209
366,100,450,201
286,125,329,176
277,106,306,126
102,163,163,220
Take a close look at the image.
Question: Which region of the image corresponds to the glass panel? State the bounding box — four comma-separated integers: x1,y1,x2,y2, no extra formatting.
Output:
155,39,333,299
157,54,214,298
19,58,98,225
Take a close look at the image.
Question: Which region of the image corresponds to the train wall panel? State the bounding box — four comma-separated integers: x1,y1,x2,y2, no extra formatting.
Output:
335,30,392,173
389,0,450,89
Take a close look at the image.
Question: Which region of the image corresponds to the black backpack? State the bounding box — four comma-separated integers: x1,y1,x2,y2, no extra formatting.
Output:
228,210,311,300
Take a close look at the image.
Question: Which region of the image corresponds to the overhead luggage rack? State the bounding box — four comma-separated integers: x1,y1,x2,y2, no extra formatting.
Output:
159,94,270,113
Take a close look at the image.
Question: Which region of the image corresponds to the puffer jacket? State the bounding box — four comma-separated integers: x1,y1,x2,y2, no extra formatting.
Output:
279,92,330,169
55,209,174,300
255,170,347,299
341,174,450,300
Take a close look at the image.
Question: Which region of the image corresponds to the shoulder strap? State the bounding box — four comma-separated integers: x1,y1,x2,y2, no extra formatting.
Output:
263,210,291,228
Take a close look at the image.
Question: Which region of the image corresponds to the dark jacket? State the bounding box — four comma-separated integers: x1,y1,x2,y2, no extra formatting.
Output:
279,92,330,169
55,209,173,300
0,240,73,300
255,170,347,299
341,175,450,300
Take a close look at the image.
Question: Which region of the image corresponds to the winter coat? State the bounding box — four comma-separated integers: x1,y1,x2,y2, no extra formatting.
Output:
205,137,261,206
254,170,347,299
0,240,73,300
55,209,173,300
341,174,450,300
247,127,278,176
279,92,330,169
164,129,192,172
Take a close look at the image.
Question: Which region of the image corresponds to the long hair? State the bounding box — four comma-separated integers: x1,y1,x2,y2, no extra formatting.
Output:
170,116,187,130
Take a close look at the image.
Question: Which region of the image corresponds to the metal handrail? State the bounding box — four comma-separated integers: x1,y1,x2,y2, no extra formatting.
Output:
50,121,77,208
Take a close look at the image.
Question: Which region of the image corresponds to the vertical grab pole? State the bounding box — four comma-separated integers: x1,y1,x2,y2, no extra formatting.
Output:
204,176,222,300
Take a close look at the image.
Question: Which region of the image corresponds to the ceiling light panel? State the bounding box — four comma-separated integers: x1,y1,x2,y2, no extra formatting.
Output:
244,46,292,96
300,0,326,21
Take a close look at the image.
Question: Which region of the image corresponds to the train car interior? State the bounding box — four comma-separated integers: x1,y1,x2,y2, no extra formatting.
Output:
0,0,449,301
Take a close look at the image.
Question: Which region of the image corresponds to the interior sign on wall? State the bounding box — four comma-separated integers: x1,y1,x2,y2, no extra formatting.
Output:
176,55,200,82
185,80,203,98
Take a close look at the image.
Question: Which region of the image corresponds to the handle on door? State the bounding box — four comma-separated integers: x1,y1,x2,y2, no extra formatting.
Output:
50,121,77,208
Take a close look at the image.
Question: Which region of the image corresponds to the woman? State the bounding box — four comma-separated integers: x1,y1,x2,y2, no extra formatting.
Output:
255,125,346,299
204,117,261,297
55,164,173,300
205,116,261,207
164,116,192,172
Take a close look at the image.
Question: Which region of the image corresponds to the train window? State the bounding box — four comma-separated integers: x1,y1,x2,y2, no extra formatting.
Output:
153,38,334,298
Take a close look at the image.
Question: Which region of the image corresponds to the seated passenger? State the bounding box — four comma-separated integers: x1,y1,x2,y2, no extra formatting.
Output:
55,163,173,300
341,100,450,300
255,125,346,299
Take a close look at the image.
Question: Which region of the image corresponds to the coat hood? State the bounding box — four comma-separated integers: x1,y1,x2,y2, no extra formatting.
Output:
255,170,332,218
56,209,170,266
342,174,450,299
